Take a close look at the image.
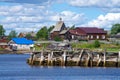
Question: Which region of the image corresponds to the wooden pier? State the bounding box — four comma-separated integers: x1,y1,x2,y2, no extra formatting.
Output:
27,49,120,67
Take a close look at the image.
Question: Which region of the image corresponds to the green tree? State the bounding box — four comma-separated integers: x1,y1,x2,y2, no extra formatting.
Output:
111,23,120,35
25,33,32,39
36,26,48,40
93,40,100,48
8,30,17,40
48,25,55,32
0,25,5,36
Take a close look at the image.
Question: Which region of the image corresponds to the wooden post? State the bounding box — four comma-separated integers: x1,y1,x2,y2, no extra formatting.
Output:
47,53,51,66
85,52,90,67
50,51,54,66
103,49,106,67
32,47,35,52
90,53,93,67
63,51,67,66
117,51,120,67
76,49,84,66
96,54,101,67
30,53,34,65
40,51,44,65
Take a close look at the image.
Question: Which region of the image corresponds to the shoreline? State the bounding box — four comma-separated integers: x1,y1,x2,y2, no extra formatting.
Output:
0,50,31,54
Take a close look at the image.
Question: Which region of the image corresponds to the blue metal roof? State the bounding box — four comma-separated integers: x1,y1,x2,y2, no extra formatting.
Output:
12,38,34,44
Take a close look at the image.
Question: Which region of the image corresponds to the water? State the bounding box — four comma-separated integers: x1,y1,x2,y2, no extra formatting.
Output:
0,54,120,80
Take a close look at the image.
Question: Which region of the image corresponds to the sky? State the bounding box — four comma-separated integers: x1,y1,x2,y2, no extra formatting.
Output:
0,0,120,34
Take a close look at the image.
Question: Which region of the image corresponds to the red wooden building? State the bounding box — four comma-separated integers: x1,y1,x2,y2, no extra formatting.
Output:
68,27,107,41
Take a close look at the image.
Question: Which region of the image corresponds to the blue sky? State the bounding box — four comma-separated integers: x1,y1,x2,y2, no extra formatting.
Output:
0,0,120,34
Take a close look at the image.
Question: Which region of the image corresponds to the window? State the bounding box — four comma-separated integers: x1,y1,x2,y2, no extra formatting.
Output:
87,35,89,39
72,35,74,39
91,35,93,39
102,35,105,39
97,35,99,39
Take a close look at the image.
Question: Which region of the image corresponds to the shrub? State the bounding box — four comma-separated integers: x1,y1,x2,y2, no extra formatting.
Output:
93,40,100,48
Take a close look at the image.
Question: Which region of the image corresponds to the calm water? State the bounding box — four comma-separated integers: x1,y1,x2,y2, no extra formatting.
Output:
0,54,120,80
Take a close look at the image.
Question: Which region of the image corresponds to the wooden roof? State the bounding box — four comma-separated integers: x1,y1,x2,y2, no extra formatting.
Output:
77,27,107,34
69,27,107,35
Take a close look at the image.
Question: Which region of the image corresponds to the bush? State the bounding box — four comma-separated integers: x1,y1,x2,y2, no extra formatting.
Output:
93,40,100,48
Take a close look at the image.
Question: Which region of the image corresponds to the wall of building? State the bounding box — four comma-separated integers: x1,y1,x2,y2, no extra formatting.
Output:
10,43,33,50
87,33,107,40
50,31,60,40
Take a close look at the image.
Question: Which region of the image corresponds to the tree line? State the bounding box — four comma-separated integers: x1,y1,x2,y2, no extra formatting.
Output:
0,25,55,40
0,23,120,40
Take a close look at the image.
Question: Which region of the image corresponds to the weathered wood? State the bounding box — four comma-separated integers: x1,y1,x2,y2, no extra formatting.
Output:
27,49,119,67
103,49,106,67
50,51,54,66
117,51,120,67
30,53,35,65
96,54,100,67
90,53,93,67
62,51,67,66
40,51,44,65
76,49,84,66
96,56,101,67
47,53,51,66
85,52,90,67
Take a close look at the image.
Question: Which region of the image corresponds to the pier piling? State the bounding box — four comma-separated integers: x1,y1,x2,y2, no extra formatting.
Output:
117,51,120,67
76,49,84,66
40,51,44,65
103,49,106,67
27,49,119,67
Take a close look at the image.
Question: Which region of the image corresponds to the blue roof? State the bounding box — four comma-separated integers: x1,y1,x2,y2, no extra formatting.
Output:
12,38,34,44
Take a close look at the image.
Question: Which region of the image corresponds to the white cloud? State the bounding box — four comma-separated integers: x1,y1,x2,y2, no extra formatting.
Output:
68,0,120,13
0,3,86,34
0,0,51,4
81,13,120,30
68,0,120,8
49,11,86,27
0,5,46,16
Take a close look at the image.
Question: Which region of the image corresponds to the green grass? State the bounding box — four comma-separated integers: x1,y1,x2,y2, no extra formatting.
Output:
71,43,94,49
0,48,4,50
71,42,120,52
34,43,50,51
106,48,120,52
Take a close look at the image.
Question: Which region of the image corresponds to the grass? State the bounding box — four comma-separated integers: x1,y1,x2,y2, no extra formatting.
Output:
34,43,50,51
106,48,120,52
71,43,94,49
71,42,120,52
34,40,120,52
100,44,120,52
0,48,4,50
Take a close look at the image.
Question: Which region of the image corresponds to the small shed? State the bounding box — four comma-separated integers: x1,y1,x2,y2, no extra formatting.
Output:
8,38,34,51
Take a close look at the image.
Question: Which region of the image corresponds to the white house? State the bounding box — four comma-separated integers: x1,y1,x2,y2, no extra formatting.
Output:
8,38,34,51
